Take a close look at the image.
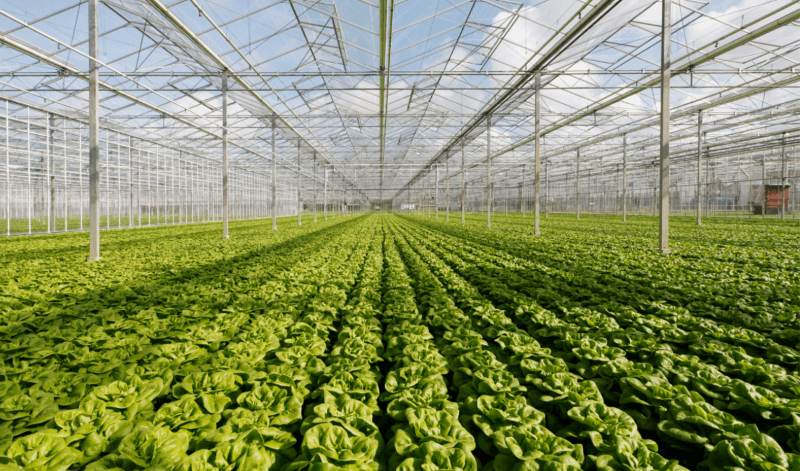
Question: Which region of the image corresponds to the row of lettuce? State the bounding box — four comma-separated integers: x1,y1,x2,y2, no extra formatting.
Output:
3,213,798,471
390,220,684,471
453,213,800,346
395,216,800,470
0,217,370,470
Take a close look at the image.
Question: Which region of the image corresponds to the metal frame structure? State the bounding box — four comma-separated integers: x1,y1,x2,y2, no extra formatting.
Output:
2,0,800,255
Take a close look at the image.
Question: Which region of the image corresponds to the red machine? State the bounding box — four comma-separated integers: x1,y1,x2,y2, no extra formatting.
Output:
754,184,790,215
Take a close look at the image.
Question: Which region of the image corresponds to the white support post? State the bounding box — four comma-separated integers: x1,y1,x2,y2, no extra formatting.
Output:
155,145,160,226
324,166,328,221
576,148,581,220
659,0,672,254
521,164,526,216
26,110,30,234
4,101,8,236
47,114,54,232
461,141,466,224
117,133,121,227
486,116,492,228
534,70,541,234
313,152,317,223
297,142,302,226
446,153,450,221
128,136,132,227
137,142,141,227
106,130,111,229
271,117,277,230
697,111,702,225
544,161,548,218
762,154,766,220
781,132,787,220
63,120,67,231
222,71,229,239
505,175,508,215
435,165,439,219
623,135,627,222
88,1,100,259
79,125,84,231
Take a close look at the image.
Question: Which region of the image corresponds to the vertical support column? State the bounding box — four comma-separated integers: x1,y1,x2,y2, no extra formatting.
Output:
622,135,627,222
659,0,672,254
461,141,466,224
313,152,317,223
137,143,142,227
176,151,181,224
505,176,508,215
615,165,620,216
324,166,328,221
696,110,703,225
4,101,8,236
107,131,111,229
781,132,787,220
27,109,30,234
48,114,56,232
46,114,51,232
762,154,766,220
425,172,429,217
87,0,101,261
117,134,121,227
706,139,710,218
297,142,302,226
146,148,151,225
221,71,229,238
128,137,133,227
544,161,549,218
521,164,526,216
446,155,450,222
653,174,658,217
190,161,194,223
576,148,581,219
271,117,277,230
435,164,439,219
79,126,84,231
534,70,541,233
486,116,492,228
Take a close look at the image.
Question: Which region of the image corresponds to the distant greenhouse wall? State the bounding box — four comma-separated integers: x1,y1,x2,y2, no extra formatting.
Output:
0,100,335,236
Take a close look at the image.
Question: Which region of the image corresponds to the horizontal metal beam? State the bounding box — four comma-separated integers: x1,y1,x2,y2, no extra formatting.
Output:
5,68,795,78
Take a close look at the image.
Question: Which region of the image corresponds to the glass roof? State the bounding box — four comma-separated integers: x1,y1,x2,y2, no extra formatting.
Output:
1,0,798,199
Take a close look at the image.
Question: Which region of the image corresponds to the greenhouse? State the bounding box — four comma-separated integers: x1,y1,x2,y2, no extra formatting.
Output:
1,0,800,470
